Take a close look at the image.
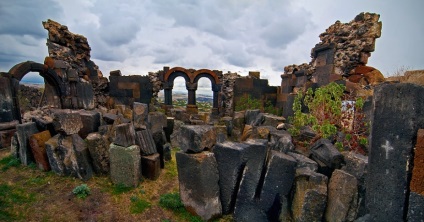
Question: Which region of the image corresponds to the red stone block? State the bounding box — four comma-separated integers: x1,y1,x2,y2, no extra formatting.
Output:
29,130,52,171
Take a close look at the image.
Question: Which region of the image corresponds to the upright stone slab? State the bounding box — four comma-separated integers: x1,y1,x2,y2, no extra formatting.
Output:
291,169,328,222
233,139,269,222
10,133,19,158
86,132,110,175
135,129,157,155
16,122,39,165
366,83,424,221
109,143,141,187
176,151,222,221
52,110,83,135
113,123,136,147
325,169,358,222
133,102,148,130
78,110,100,139
29,130,52,171
141,153,161,180
179,125,216,153
408,129,424,221
147,112,167,134
258,151,296,221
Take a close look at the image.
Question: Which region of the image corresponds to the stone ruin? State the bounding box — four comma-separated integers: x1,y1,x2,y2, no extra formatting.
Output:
0,12,423,222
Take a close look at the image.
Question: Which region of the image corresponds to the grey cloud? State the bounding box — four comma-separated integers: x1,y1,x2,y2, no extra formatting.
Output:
0,0,61,38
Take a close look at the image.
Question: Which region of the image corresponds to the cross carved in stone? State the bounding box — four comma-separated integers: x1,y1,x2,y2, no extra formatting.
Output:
381,140,394,160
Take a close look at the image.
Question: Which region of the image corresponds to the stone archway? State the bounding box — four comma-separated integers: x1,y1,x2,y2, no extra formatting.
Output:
162,67,222,114
8,61,66,118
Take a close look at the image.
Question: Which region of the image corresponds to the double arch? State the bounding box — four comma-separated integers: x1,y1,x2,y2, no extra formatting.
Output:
162,67,222,114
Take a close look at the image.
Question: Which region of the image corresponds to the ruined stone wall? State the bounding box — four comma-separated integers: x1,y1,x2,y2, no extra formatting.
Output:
43,19,108,107
221,72,240,116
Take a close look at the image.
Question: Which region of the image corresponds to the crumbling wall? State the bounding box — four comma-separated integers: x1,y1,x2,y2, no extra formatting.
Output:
43,19,108,107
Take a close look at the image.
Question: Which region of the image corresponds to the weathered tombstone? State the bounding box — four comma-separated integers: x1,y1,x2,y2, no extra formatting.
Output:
113,123,136,147
141,153,161,180
366,83,424,221
29,130,52,171
85,132,110,175
178,125,216,153
16,122,39,165
52,110,83,135
133,102,148,130
45,134,93,181
325,169,358,222
291,169,328,222
176,151,222,221
258,151,296,221
109,143,141,187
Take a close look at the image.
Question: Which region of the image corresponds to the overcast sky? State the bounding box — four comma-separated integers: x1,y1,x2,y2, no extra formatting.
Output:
0,0,423,89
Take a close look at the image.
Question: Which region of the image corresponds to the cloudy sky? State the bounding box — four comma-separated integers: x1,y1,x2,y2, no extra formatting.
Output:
0,0,423,89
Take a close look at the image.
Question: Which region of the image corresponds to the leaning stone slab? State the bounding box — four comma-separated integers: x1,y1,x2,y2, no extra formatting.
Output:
288,151,318,172
16,122,39,165
245,109,264,126
310,138,343,170
113,123,136,147
258,150,296,221
109,144,141,187
179,125,216,153
86,132,110,175
141,153,161,180
291,168,328,222
133,102,148,130
269,130,294,153
366,83,424,221
135,129,157,156
176,151,222,221
45,134,93,181
325,169,358,222
52,110,83,135
29,130,52,171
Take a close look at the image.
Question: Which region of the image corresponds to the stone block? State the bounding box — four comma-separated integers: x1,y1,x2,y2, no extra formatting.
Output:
325,169,358,222
258,151,296,221
52,110,83,135
288,152,318,172
76,81,95,109
291,169,328,222
269,130,294,153
29,130,51,171
164,117,174,142
133,102,148,130
77,110,100,139
310,138,343,172
366,83,424,221
176,151,221,221
141,153,161,180
0,120,18,131
10,133,18,158
32,117,56,136
163,143,171,161
245,109,264,126
262,113,285,127
152,130,166,168
341,151,368,217
135,129,157,156
147,112,167,134
407,192,424,222
179,125,216,153
0,129,16,149
86,132,110,175
233,111,245,131
408,129,424,221
16,122,39,165
45,134,93,180
109,143,141,187
113,123,136,147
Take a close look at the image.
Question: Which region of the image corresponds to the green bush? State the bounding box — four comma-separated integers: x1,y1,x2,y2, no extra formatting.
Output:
235,94,261,111
72,184,91,199
130,196,151,214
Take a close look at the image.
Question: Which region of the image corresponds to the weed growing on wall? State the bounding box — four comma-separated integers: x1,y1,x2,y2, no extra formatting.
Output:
288,82,369,153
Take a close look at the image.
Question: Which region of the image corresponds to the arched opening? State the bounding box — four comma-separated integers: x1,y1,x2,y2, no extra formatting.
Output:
19,72,46,114
172,76,188,109
196,77,213,112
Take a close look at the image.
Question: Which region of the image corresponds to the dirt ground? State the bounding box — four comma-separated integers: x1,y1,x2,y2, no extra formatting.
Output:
0,148,197,222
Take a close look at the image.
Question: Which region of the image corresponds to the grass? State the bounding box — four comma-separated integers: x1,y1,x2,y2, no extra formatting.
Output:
0,155,20,171
159,192,202,222
0,183,36,221
130,196,151,214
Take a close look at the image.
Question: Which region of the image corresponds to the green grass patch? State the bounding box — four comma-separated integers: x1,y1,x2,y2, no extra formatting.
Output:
111,183,133,195
129,196,151,214
72,184,91,199
0,183,36,221
159,192,202,222
0,155,20,172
